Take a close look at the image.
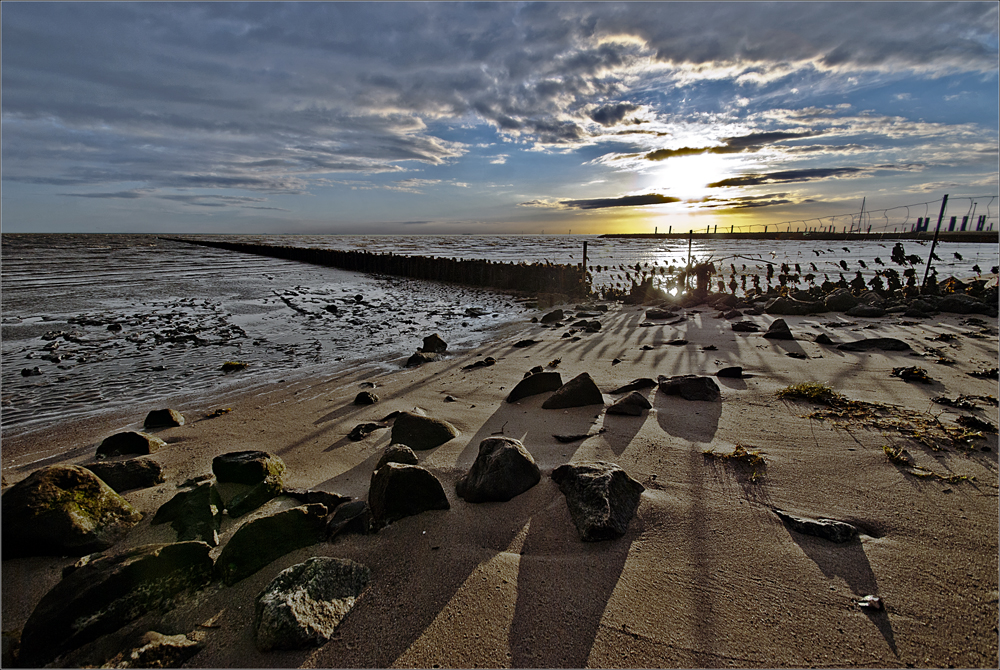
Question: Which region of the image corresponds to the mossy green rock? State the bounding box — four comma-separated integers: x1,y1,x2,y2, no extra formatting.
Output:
18,541,213,668
1,465,143,559
216,504,329,586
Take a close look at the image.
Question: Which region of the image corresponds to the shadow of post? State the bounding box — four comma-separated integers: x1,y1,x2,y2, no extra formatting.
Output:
654,392,722,443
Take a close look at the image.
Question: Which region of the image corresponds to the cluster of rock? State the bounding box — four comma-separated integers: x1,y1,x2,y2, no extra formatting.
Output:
404,333,448,368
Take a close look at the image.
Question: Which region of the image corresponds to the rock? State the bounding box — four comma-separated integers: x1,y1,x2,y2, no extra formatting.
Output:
462,356,496,370
645,309,675,320
151,481,223,546
96,431,167,459
551,462,644,541
389,411,459,451
857,595,884,611
856,290,885,306
774,509,859,543
374,444,419,471
143,408,185,429
606,391,652,416
83,457,165,492
405,351,440,368
938,293,990,314
765,297,823,315
18,542,213,667
420,333,448,354
456,437,541,503
609,378,657,394
585,320,602,332
216,505,329,586
283,488,351,510
348,422,386,441
212,451,286,517
542,372,604,409
657,375,721,401
825,287,858,312
106,631,204,669
815,333,835,345
506,371,563,403
254,557,371,652
723,309,743,319
368,463,449,526
716,366,743,378
731,321,760,332
324,304,339,314
21,366,42,376
837,337,911,352
512,339,539,348
353,391,379,405
540,309,564,324
665,338,688,346
212,450,286,485
1,465,143,559
845,304,886,318
762,318,794,340
327,500,372,538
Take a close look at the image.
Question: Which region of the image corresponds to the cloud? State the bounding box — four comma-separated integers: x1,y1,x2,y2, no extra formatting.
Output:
589,102,641,126
489,154,509,164
644,130,821,160
561,193,682,210
708,167,869,187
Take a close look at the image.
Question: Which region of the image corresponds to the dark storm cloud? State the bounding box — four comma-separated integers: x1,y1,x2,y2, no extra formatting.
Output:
561,194,682,210
590,103,641,126
708,167,866,187
645,130,820,160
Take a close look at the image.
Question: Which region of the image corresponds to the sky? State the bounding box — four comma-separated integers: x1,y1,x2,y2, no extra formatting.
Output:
2,1,998,235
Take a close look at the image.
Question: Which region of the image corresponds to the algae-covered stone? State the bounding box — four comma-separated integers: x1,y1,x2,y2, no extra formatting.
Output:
216,504,329,586
1,464,143,559
18,541,213,667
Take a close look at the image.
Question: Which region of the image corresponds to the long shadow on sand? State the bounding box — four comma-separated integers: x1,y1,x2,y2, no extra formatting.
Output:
784,530,898,656
654,391,722,444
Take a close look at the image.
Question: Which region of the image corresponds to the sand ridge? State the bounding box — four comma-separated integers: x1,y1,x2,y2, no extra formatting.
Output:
1,303,998,668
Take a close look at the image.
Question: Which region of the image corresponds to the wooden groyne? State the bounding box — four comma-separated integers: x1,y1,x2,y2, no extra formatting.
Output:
601,231,998,243
162,237,589,297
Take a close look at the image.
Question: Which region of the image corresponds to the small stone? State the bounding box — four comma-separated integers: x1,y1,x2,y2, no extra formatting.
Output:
420,333,448,354
762,318,794,340
716,366,743,378
143,408,185,428
353,391,379,405
375,444,419,471
96,431,167,459
606,392,652,416
542,372,604,409
349,422,386,441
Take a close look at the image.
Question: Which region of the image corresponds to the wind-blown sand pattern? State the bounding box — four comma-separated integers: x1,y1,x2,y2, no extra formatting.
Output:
2,295,997,668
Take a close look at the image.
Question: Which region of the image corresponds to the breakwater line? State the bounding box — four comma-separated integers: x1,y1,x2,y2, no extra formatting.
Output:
163,237,589,297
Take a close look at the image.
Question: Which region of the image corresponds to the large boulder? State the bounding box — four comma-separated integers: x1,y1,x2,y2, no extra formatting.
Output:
824,288,858,312
456,437,541,503
420,333,448,354
541,372,604,409
368,463,449,526
505,371,563,403
83,457,165,493
96,431,167,459
151,481,223,546
254,557,371,652
762,318,794,340
389,411,459,451
657,375,721,402
2,465,143,559
17,542,214,668
143,408,185,429
551,462,644,541
212,451,286,517
606,392,652,416
215,504,329,586
374,444,419,471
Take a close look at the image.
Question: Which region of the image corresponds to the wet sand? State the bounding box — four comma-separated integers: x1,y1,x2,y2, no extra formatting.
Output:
2,302,998,668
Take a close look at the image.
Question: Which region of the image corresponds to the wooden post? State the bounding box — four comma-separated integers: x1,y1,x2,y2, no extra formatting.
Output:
921,194,948,290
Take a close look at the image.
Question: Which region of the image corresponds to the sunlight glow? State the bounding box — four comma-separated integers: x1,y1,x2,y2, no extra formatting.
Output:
642,152,753,203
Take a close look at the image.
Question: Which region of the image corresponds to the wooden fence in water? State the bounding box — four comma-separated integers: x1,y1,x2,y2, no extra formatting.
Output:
163,237,589,297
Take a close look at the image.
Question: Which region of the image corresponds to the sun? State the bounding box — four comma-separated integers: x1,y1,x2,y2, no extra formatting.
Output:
641,152,752,203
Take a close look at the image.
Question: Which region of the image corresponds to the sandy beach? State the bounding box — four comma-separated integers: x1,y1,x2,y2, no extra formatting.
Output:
2,298,998,668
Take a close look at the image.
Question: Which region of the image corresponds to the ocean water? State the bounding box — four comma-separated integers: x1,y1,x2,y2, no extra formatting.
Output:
2,233,995,439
